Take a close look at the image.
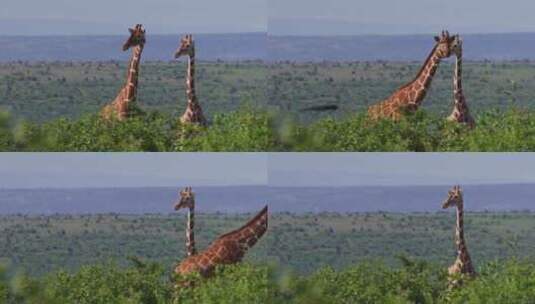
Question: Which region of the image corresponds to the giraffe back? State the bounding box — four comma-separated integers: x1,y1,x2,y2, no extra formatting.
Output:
175,206,268,277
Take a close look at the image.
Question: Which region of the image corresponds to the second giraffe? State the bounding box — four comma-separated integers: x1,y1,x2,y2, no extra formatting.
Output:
447,35,475,128
367,31,456,120
442,185,476,286
174,35,207,125
173,187,267,278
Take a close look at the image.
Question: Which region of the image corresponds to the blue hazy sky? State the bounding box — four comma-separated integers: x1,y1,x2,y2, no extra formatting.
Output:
269,0,535,35
3,0,534,35
1,153,535,188
0,0,266,35
269,153,535,186
0,153,267,188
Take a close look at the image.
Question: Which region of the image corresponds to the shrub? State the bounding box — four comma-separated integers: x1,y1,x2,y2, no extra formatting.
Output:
4,107,274,152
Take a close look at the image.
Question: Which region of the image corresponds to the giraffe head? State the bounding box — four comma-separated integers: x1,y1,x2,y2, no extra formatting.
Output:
433,30,456,58
442,185,464,209
174,187,195,210
174,34,195,58
122,24,146,51
449,34,463,58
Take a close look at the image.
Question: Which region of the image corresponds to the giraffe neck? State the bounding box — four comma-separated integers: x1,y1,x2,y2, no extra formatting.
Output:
451,48,467,116
452,51,467,112
186,205,196,257
218,206,268,252
406,46,442,106
455,204,468,257
454,49,463,99
448,48,474,127
186,51,197,106
124,45,143,103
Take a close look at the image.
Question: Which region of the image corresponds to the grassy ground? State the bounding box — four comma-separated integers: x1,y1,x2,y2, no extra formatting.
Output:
0,61,267,122
1,212,534,277
2,61,535,151
2,212,535,303
2,60,535,124
268,60,535,123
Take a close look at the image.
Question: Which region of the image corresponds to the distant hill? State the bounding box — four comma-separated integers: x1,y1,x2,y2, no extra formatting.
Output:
1,32,535,62
0,186,268,214
268,184,535,213
1,184,534,215
268,32,535,61
0,33,266,62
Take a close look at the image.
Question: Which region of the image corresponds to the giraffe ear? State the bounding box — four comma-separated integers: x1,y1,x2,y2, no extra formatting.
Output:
434,36,440,42
129,28,135,34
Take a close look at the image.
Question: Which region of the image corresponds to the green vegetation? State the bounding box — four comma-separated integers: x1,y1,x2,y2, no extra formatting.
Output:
269,211,535,274
271,259,535,304
268,60,534,122
0,213,268,276
3,60,531,124
2,258,535,303
2,212,534,277
0,61,266,123
2,60,535,151
0,107,273,151
3,107,535,151
0,262,269,304
2,212,535,303
278,109,535,151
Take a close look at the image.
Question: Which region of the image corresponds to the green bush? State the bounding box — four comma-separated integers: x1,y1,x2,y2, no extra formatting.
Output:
0,262,267,304
4,107,535,151
448,260,535,304
270,258,447,304
173,264,269,304
279,108,535,152
3,259,535,303
0,110,15,151
272,259,535,304
4,107,275,152
172,108,274,151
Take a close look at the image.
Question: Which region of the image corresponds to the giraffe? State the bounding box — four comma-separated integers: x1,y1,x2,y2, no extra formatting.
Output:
173,188,268,278
174,187,197,257
101,24,146,121
442,185,476,285
368,31,456,120
447,35,476,128
174,34,207,126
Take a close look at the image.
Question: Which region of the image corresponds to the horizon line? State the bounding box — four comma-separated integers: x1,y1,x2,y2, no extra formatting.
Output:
2,182,534,190
2,31,535,38
0,31,267,38
267,31,535,38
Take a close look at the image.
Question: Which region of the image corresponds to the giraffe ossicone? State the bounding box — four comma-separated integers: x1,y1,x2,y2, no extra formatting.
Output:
101,24,146,121
368,30,456,120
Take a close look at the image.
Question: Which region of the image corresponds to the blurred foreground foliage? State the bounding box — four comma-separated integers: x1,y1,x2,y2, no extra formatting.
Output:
1,108,535,151
2,258,535,303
